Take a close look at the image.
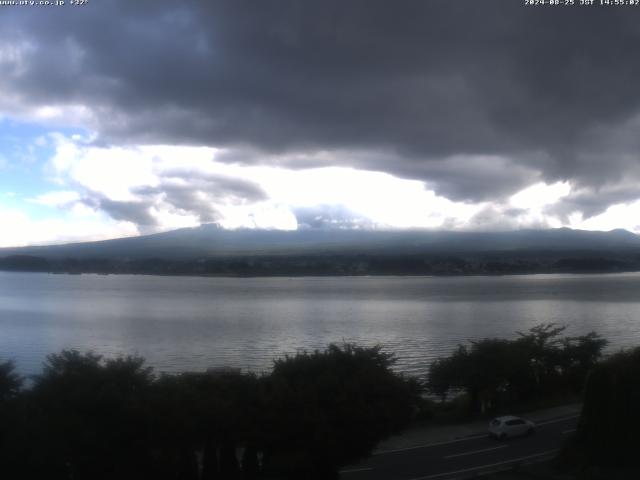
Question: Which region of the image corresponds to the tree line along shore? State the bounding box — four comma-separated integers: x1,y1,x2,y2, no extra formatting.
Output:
2,251,640,276
0,324,638,479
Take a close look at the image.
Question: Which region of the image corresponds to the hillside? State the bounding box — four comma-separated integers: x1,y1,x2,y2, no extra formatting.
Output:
1,226,640,276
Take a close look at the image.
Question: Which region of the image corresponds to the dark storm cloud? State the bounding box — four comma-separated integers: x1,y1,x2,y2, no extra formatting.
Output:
133,184,221,224
548,184,640,221
74,172,266,228
3,1,640,213
465,205,551,232
81,196,157,227
159,170,267,203
131,171,267,224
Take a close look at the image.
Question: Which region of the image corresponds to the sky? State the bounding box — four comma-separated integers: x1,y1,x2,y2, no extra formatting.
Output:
2,0,640,247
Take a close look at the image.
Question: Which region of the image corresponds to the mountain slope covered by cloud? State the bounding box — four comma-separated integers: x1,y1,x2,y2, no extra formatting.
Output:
2,1,640,244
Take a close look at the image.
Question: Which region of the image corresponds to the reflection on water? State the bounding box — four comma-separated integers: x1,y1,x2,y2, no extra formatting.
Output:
2,271,640,377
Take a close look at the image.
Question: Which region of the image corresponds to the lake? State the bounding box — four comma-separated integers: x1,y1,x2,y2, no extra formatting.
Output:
2,271,640,378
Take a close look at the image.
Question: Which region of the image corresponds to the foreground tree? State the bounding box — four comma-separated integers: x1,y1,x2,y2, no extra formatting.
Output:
558,347,640,478
427,339,530,414
26,350,155,480
427,324,607,414
149,369,262,480
558,331,609,392
0,360,22,403
260,344,422,479
1,345,422,480
0,360,24,476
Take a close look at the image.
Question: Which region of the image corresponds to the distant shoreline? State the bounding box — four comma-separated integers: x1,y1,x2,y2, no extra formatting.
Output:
1,253,640,279
3,227,640,277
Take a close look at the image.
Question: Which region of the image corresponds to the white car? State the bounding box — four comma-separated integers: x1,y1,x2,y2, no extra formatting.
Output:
488,415,536,439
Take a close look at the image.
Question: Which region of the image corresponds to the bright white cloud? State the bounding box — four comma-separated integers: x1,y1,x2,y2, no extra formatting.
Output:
477,181,572,231
217,203,298,230
43,136,491,234
0,206,137,248
5,134,638,247
147,206,201,232
569,201,640,233
29,190,80,207
250,166,485,229
509,182,571,210
27,105,96,132
49,140,161,200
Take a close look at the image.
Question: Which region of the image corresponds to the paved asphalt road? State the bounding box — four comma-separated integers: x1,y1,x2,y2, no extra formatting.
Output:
340,415,578,480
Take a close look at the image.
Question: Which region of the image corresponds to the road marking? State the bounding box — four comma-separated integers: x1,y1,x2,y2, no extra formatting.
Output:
339,467,373,474
562,428,576,435
536,414,580,427
444,444,507,459
407,449,558,480
373,434,488,455
375,414,579,456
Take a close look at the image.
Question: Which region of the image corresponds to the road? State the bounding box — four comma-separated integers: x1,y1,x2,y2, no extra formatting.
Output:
340,415,578,480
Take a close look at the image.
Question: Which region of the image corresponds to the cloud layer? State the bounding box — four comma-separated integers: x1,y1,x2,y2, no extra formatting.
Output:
2,1,640,237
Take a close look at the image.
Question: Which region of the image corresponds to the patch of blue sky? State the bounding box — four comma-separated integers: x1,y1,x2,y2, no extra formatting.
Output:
0,118,88,219
0,118,85,192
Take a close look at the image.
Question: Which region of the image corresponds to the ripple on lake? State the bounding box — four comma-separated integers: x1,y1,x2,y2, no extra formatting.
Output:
2,272,640,378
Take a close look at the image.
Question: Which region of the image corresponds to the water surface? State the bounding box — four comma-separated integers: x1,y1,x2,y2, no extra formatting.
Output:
2,271,640,377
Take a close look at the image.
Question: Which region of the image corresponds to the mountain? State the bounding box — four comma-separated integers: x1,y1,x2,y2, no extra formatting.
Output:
2,225,640,259
2,226,640,276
